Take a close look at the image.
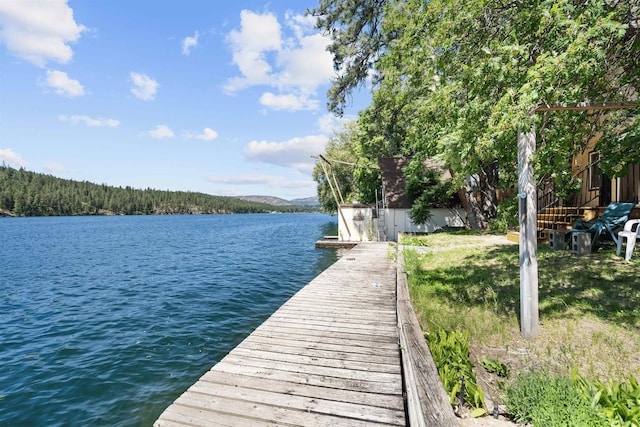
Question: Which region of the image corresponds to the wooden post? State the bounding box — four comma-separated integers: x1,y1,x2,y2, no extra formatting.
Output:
519,102,637,338
518,126,539,338
318,155,351,238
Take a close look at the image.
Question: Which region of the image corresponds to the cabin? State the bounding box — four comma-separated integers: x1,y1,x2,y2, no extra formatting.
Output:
337,157,467,242
333,145,640,244
536,140,640,241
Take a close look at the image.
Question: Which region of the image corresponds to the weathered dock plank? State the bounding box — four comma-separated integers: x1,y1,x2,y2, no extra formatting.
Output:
397,246,458,427
155,243,405,427
237,340,399,365
228,348,401,374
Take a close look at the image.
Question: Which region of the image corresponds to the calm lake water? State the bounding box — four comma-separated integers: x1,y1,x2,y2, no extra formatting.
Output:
0,213,339,426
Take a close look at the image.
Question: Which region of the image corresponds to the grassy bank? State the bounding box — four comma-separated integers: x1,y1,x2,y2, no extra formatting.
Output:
400,231,639,416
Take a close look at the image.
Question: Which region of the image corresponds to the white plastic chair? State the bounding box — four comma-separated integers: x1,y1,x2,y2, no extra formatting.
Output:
616,219,640,262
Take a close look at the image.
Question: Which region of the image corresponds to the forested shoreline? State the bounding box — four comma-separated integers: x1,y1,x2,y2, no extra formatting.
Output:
0,165,312,217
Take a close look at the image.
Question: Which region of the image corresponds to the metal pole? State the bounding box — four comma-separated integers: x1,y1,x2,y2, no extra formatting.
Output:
518,126,539,338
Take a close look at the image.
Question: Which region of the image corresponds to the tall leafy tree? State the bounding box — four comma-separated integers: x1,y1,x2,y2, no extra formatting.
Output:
312,0,639,228
309,0,388,115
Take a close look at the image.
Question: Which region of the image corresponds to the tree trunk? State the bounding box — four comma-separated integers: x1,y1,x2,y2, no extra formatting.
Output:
454,161,500,229
457,178,488,229
479,160,500,221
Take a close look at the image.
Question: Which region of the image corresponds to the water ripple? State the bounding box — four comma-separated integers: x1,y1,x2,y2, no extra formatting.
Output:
0,214,338,426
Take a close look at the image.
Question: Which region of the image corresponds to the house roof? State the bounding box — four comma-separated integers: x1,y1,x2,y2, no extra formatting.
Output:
379,157,411,208
378,157,451,209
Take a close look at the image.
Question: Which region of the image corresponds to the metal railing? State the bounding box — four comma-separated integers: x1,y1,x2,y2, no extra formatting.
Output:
536,163,639,236
538,163,639,214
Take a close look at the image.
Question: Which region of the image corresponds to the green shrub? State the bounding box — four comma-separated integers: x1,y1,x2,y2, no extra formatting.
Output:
575,373,640,427
425,329,486,416
506,371,606,426
482,357,510,378
405,162,457,226
399,234,429,246
490,197,518,233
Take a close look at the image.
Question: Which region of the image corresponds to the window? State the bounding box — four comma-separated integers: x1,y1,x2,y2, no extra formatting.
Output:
589,151,601,190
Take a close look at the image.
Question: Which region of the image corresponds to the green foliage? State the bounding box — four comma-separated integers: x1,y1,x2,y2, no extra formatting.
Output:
0,165,312,217
408,195,434,226
385,0,637,179
405,230,640,327
399,234,429,246
315,0,640,227
425,329,486,415
481,357,510,379
506,371,606,426
404,232,640,424
309,0,388,115
312,122,366,212
491,197,518,233
404,159,457,226
575,373,640,427
482,356,510,393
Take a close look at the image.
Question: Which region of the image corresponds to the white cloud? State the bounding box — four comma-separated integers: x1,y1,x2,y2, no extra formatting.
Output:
0,0,86,67
130,72,158,101
0,148,28,168
275,33,333,91
225,10,282,93
317,113,341,134
44,70,85,97
148,125,174,139
284,11,317,40
259,92,318,111
182,31,199,55
208,175,279,185
59,114,119,127
192,127,218,141
243,135,328,174
224,11,334,111
45,162,68,173
316,113,356,135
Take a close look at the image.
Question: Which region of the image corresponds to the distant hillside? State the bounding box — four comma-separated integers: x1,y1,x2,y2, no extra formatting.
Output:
238,195,321,207
0,165,313,217
237,195,291,206
289,196,321,207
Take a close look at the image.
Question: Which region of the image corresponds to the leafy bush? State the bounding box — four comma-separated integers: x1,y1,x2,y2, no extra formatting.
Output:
505,371,606,426
425,329,486,416
405,161,457,226
490,197,518,233
481,357,510,378
575,373,640,427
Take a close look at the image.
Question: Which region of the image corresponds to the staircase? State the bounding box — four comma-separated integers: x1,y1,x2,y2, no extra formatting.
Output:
376,207,387,241
534,166,591,242
537,207,581,235
535,206,599,242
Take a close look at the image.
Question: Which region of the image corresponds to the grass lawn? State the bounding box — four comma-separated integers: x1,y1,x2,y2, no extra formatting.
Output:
400,231,639,407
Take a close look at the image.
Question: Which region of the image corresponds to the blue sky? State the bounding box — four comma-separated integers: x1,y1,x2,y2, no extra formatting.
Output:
0,0,368,200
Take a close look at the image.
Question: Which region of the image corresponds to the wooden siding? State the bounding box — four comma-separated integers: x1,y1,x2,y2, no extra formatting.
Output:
378,157,452,210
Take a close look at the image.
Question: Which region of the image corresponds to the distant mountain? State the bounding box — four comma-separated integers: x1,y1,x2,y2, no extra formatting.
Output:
289,196,321,207
237,195,291,206
238,195,321,207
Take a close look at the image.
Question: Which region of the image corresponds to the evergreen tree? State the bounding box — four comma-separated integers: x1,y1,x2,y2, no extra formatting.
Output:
0,165,315,217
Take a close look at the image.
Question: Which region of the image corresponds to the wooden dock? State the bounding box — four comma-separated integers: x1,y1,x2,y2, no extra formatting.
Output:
155,243,405,426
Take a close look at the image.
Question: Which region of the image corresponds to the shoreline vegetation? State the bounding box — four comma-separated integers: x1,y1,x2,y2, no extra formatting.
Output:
400,232,639,425
0,165,318,217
